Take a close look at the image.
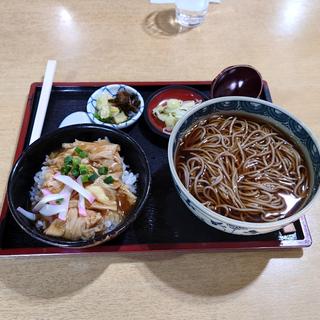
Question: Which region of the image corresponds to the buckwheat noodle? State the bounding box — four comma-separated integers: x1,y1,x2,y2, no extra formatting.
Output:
176,115,309,222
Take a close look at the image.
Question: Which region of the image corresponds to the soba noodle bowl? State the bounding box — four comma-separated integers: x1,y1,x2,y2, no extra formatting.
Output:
175,115,310,222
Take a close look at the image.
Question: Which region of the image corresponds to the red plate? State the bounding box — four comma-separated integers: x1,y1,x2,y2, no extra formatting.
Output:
144,85,208,138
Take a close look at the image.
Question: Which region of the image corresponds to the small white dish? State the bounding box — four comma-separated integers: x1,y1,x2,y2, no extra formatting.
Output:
86,84,144,129
59,111,91,128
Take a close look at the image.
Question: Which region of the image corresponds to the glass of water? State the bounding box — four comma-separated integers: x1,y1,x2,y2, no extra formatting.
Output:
175,0,209,28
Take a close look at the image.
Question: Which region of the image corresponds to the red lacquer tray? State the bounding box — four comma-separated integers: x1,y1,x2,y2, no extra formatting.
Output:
0,81,312,256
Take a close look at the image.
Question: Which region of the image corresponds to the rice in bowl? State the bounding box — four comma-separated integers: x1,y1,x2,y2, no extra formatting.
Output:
20,138,139,241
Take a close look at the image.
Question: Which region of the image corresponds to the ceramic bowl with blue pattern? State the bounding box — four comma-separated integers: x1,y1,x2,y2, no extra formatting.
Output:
87,84,144,129
168,96,320,235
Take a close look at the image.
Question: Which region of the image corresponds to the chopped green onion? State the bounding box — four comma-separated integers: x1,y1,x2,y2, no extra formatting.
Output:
72,168,80,178
75,147,88,158
104,176,114,184
64,155,73,165
79,151,88,158
81,174,90,183
72,157,81,166
89,173,99,183
98,166,108,175
79,164,89,175
72,164,80,175
61,165,72,175
75,147,82,154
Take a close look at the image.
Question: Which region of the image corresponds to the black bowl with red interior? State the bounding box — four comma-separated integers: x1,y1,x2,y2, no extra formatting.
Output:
7,124,151,248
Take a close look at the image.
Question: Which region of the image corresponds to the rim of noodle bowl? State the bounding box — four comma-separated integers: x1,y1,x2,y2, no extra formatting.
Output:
168,96,320,229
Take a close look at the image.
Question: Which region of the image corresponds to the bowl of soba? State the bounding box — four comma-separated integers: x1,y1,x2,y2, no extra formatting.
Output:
168,97,320,235
7,124,151,248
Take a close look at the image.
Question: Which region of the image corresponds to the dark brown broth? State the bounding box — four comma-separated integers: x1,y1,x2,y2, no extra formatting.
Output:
175,114,311,222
